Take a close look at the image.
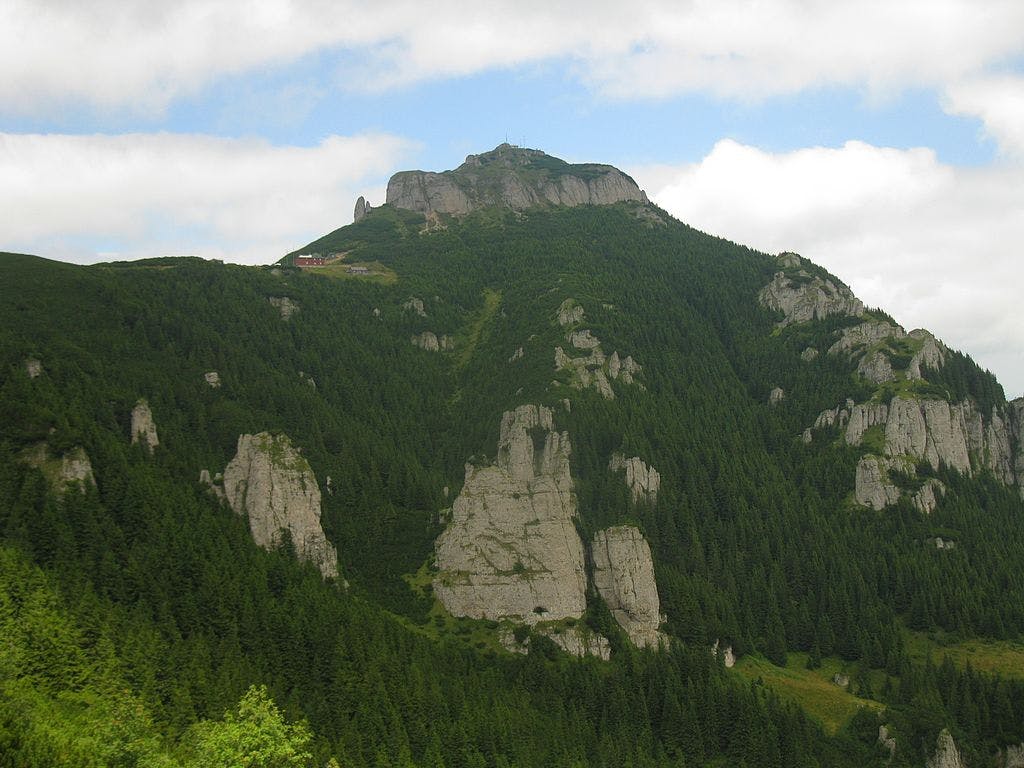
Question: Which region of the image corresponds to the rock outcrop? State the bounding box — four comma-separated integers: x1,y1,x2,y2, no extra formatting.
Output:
1002,743,1024,768
403,297,427,317
25,358,42,378
204,371,221,388
712,640,736,668
769,387,785,406
758,267,863,327
130,399,159,452
386,143,647,218
878,725,897,761
553,300,642,399
411,331,453,351
269,296,299,320
23,443,95,494
353,195,369,222
591,526,665,648
855,455,902,510
927,729,965,768
608,454,660,504
222,432,338,579
499,624,611,660
557,298,584,327
433,405,588,626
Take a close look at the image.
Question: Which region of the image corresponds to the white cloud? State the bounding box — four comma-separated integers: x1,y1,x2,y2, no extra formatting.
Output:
638,140,1024,397
943,75,1024,157
3,1,1023,113
0,132,411,263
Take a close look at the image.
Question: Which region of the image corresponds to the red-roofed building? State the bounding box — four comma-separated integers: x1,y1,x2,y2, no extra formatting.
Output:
294,255,325,267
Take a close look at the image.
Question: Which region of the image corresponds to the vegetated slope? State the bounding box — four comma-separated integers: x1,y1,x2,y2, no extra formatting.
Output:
0,195,1022,766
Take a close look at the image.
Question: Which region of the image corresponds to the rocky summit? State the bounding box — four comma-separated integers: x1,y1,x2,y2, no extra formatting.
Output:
386,143,647,219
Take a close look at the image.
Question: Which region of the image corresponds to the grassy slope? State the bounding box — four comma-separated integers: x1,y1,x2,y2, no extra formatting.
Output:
734,653,884,734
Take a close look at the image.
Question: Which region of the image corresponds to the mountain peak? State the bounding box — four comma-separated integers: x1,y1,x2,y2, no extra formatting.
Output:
385,144,647,218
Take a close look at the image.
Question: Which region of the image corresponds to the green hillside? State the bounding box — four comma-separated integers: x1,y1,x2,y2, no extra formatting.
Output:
1,193,1023,766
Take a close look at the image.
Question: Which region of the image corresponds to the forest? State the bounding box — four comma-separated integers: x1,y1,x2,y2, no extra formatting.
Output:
1,200,1022,766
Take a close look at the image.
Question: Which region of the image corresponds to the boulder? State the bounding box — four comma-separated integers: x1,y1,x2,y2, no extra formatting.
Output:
222,432,338,579
769,387,785,406
434,405,588,624
130,399,159,452
24,358,42,378
204,371,221,388
591,526,665,648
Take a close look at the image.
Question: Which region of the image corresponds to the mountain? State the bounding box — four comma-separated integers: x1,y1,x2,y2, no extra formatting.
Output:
1,145,1023,767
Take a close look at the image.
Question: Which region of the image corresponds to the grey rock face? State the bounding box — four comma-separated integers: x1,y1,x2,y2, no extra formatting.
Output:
769,387,785,406
554,308,641,400
434,405,588,625
130,399,159,452
878,725,897,760
353,195,369,222
931,537,956,550
712,640,736,667
557,298,584,327
855,455,902,510
801,347,819,362
1012,398,1024,498
858,350,896,384
412,331,440,351
828,320,905,357
222,432,338,579
1003,742,1024,768
591,526,665,648
758,270,863,327
268,296,299,320
204,371,221,388
25,358,42,378
403,297,427,317
609,453,660,504
539,625,611,660
927,729,965,768
845,402,889,445
913,479,946,515
387,144,646,217
907,329,946,380
776,252,802,268
60,447,95,491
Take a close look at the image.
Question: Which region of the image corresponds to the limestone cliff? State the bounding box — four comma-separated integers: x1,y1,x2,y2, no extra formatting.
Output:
222,432,338,579
387,144,647,218
591,526,665,648
758,254,863,327
268,296,299,320
22,443,95,494
433,405,588,625
130,399,159,452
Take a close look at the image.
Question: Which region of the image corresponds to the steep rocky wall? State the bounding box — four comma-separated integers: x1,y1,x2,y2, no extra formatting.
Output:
927,729,965,768
386,144,646,218
434,405,588,624
591,526,665,648
758,265,863,327
222,432,338,579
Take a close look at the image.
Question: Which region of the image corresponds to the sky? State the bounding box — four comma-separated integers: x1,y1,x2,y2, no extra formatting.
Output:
2,1,1023,396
